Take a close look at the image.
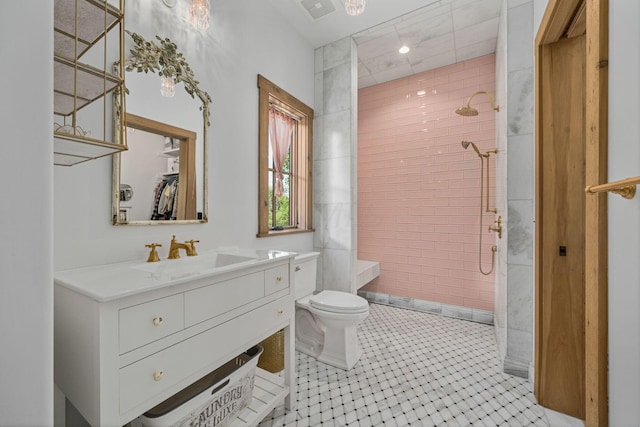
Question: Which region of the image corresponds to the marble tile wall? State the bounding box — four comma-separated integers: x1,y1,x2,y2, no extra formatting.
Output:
494,0,535,379
357,54,497,312
314,38,359,293
494,0,509,368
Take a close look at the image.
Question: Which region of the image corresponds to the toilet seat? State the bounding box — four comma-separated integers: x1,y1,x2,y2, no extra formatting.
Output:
309,290,369,314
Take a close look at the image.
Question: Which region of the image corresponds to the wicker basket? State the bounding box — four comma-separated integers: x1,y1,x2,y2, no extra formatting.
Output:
257,329,284,373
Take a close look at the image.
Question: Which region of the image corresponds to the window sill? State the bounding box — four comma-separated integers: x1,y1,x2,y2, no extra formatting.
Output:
256,228,314,238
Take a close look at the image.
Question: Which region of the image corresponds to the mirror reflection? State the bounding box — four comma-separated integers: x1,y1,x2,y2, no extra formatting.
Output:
112,32,210,225
117,114,200,222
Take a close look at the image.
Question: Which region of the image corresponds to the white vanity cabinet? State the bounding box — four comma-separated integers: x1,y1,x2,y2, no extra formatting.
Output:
54,250,296,426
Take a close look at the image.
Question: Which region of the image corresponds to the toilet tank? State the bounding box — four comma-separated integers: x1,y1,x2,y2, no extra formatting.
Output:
293,252,319,299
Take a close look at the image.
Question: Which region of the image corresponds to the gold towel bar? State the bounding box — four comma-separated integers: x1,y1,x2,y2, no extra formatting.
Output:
585,176,640,199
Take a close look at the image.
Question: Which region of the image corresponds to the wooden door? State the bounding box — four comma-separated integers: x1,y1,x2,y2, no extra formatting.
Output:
538,33,586,419
535,0,608,425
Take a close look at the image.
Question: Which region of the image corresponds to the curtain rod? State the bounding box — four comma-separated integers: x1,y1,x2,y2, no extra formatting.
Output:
269,103,301,121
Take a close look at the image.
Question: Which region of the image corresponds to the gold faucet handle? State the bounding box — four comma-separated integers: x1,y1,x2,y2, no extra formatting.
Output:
488,216,503,239
145,243,162,263
186,239,199,256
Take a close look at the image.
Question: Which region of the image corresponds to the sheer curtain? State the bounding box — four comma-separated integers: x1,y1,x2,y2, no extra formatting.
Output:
268,107,295,198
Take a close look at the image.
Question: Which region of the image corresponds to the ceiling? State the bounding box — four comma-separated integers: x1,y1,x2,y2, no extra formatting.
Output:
265,0,502,88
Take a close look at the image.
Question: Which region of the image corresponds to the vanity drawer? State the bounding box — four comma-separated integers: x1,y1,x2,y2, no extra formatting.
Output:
264,264,289,295
119,294,184,355
184,271,264,327
119,295,292,415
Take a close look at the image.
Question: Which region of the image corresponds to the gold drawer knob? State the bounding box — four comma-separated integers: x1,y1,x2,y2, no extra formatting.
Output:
277,309,284,315
276,276,283,282
152,317,164,326
153,371,164,382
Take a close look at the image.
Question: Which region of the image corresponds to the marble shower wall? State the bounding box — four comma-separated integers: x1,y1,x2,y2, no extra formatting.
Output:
314,38,359,293
494,0,508,370
494,0,535,379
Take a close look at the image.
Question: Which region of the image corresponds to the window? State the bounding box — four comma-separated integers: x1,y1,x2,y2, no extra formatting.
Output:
257,75,313,237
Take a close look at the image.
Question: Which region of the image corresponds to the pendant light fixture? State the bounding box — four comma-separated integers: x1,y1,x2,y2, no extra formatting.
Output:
188,0,210,30
160,75,176,97
345,0,365,16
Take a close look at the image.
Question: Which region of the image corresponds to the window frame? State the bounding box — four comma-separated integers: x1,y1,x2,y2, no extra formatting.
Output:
257,75,314,237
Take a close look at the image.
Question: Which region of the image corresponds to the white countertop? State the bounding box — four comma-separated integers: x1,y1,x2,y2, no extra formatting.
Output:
54,248,296,302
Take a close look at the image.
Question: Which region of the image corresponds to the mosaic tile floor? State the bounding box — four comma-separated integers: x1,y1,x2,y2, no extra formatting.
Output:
258,303,551,427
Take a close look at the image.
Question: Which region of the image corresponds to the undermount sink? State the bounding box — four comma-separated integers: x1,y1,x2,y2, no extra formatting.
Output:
131,252,257,277
210,253,257,267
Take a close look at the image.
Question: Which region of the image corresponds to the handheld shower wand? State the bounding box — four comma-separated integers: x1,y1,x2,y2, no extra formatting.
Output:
461,140,498,213
461,140,482,157
461,140,498,158
461,140,500,275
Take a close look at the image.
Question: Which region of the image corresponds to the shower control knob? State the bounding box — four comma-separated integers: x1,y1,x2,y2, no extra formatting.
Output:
488,216,503,239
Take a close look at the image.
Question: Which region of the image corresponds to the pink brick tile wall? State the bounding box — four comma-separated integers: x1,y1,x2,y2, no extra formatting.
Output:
358,54,497,311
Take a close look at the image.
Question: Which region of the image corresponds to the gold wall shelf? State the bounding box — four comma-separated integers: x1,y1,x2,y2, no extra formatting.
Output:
54,0,121,59
53,0,126,166
54,57,121,116
53,132,128,166
585,176,640,199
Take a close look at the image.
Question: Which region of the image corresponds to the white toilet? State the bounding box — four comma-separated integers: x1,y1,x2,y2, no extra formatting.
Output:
294,252,369,370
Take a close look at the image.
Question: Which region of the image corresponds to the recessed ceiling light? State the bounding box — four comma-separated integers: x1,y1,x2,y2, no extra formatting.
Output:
399,45,410,54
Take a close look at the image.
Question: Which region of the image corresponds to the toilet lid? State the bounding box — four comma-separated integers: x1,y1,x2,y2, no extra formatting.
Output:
309,291,369,314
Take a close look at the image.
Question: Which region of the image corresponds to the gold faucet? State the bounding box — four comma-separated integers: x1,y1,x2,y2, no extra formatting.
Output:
488,216,503,239
168,235,199,259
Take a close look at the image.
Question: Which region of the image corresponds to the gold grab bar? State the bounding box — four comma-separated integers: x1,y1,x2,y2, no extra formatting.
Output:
585,176,640,199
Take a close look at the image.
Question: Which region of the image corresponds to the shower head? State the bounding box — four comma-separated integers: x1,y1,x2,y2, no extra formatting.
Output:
455,91,500,117
455,106,479,117
461,140,482,157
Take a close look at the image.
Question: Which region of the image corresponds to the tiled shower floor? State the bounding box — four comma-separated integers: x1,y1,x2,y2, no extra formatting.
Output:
258,303,552,427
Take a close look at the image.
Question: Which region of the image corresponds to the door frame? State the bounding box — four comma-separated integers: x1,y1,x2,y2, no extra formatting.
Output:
534,0,608,425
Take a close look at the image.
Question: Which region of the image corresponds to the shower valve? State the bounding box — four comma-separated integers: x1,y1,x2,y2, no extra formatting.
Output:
489,216,503,239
